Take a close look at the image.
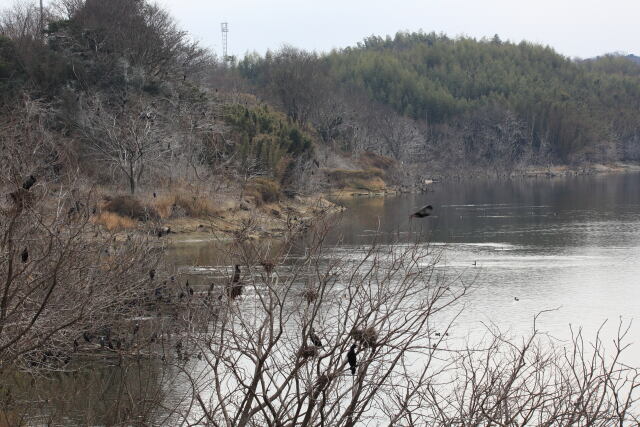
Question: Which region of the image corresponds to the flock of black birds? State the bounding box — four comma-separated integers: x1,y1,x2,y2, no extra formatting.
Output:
11,171,436,376
12,176,523,385
306,203,435,375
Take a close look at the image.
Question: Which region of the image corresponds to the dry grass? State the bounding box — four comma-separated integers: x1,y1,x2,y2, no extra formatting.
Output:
358,152,396,171
153,191,220,219
247,178,281,206
101,195,158,221
92,212,138,231
326,168,386,191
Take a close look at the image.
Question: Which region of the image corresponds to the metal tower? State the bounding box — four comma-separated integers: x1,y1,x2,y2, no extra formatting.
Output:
221,22,229,62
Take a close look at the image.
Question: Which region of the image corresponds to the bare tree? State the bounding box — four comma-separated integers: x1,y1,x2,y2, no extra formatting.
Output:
77,94,170,194
0,102,161,367
258,46,325,125
164,225,463,426
152,223,640,426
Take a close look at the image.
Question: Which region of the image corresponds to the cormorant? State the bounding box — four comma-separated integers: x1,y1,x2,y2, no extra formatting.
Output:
227,265,243,299
83,332,94,343
22,175,36,190
21,248,28,263
186,281,194,296
309,328,323,348
514,297,520,301
410,205,433,218
232,265,240,283
149,269,155,280
347,344,357,375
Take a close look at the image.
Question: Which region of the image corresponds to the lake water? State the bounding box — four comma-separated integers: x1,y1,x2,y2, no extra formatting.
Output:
326,173,640,361
10,172,640,424
173,173,640,357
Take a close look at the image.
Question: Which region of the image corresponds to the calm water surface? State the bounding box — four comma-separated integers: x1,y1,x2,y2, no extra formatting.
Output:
172,172,640,362
330,173,640,360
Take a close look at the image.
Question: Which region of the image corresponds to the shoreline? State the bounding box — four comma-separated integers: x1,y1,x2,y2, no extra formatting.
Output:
157,194,342,245
115,162,640,245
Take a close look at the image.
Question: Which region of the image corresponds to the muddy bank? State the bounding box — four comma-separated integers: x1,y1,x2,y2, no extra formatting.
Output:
157,194,341,244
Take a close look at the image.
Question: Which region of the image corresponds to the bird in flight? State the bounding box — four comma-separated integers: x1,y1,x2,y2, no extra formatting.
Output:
410,205,433,218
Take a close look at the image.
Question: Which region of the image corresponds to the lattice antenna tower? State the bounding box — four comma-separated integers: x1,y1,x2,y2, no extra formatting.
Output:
221,22,229,62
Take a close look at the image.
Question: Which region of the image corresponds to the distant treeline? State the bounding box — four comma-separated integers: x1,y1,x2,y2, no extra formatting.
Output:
3,0,640,190
238,32,640,171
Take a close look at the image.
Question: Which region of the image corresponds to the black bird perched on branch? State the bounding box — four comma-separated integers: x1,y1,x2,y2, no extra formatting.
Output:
410,205,433,218
21,248,28,263
149,269,156,280
347,344,358,375
22,175,36,190
227,265,243,299
309,328,323,348
83,332,94,343
186,281,194,296
232,264,240,283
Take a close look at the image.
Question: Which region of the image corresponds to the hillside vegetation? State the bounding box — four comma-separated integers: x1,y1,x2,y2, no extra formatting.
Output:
239,33,640,174
2,1,640,228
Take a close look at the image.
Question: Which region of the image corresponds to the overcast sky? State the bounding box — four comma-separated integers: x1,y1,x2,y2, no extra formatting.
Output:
12,0,633,58
151,0,639,59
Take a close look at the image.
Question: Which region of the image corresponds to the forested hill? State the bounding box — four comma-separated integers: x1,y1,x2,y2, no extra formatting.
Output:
240,33,640,172
3,0,640,200
623,54,640,65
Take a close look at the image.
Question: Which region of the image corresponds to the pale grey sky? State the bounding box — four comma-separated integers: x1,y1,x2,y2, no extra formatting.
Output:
153,0,638,59
11,0,635,58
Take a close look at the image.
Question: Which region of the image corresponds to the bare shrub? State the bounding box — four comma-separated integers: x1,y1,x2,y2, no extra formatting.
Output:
326,168,386,191
101,194,158,221
156,223,640,426
92,211,138,230
153,191,220,219
248,177,281,205
0,186,160,366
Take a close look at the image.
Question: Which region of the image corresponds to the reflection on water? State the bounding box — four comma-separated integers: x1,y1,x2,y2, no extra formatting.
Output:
328,173,640,358
165,173,640,359
165,172,640,349
11,173,640,424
